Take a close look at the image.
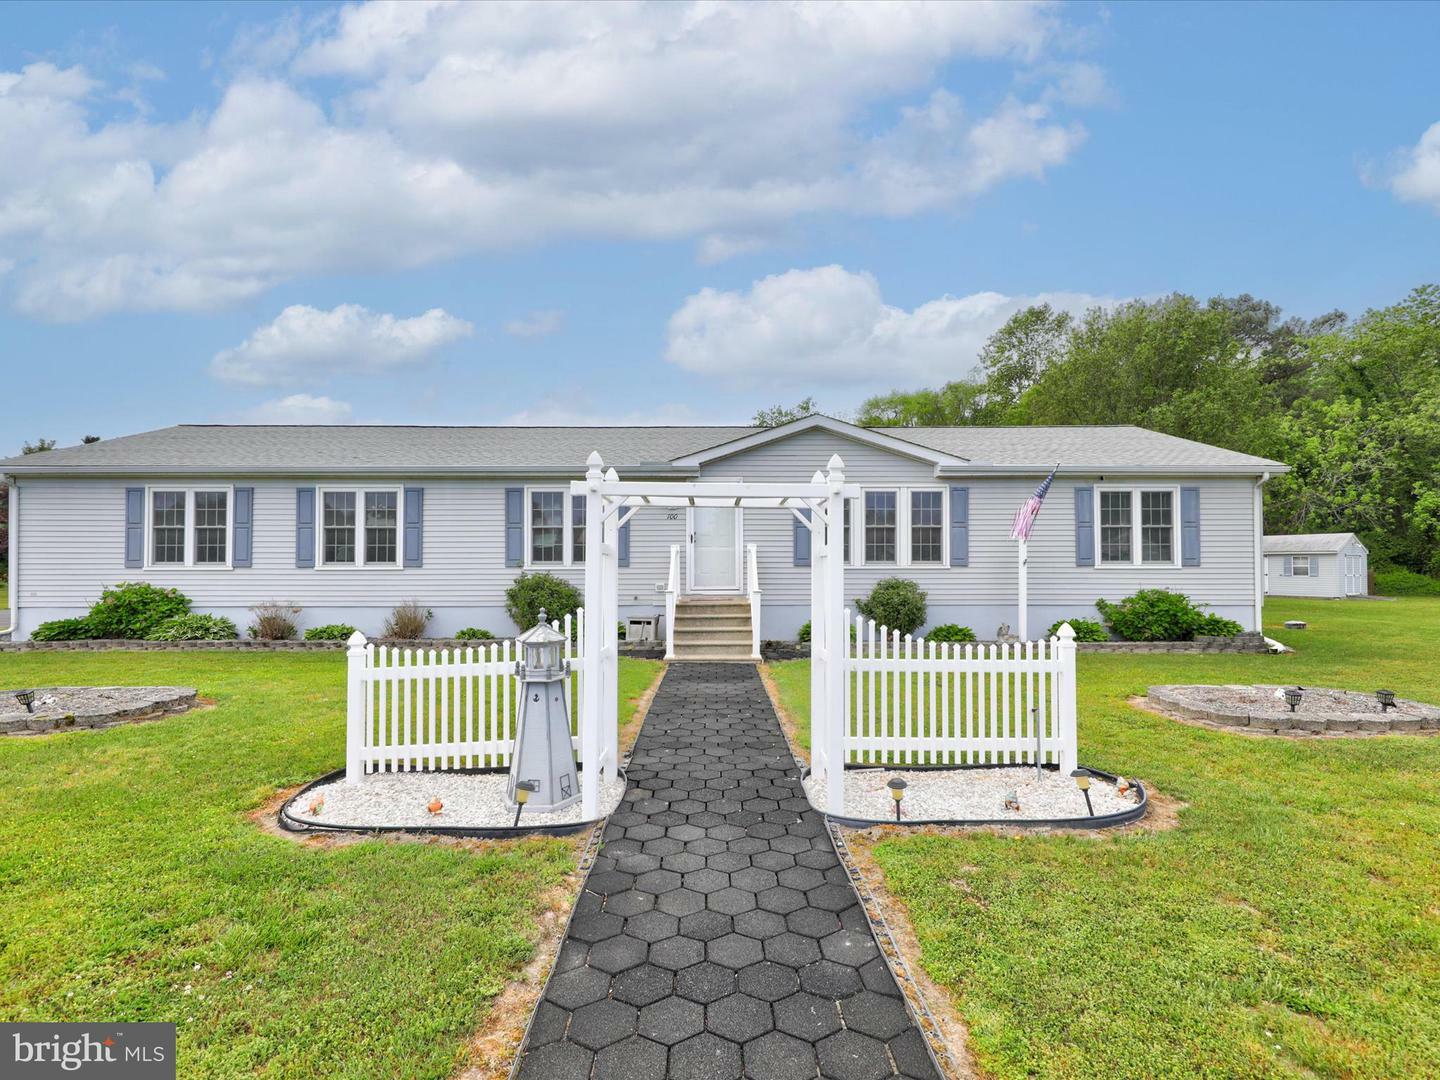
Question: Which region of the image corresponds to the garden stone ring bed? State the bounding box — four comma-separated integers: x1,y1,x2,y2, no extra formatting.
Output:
803,764,1147,828
1,686,199,734
1146,684,1440,735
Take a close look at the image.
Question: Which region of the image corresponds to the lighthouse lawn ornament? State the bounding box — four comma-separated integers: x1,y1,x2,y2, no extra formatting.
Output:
507,610,580,814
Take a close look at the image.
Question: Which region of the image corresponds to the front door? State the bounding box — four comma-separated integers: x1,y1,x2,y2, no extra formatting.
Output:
688,507,741,592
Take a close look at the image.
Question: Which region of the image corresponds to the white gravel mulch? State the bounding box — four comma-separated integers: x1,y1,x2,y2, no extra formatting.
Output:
298,770,627,830
804,766,1139,822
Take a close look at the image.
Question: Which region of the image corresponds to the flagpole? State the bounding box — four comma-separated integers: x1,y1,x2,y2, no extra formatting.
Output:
1017,537,1028,641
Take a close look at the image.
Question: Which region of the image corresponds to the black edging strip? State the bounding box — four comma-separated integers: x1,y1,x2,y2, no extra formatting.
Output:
277,765,620,839
803,762,1148,830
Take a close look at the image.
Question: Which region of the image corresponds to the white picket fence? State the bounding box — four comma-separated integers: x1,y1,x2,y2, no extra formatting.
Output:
344,610,585,780
839,610,1077,771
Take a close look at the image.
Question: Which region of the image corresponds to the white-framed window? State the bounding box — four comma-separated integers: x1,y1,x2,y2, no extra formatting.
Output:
318,487,401,567
146,486,232,569
525,487,590,567
1291,555,1314,577
849,487,947,568
1096,486,1178,567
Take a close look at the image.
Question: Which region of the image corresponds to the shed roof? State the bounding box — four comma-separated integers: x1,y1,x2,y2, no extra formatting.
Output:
1263,533,1366,555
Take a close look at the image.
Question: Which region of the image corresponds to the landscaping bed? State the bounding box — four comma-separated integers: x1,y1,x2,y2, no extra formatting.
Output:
1148,683,1440,734
802,764,1144,827
0,685,198,734
282,768,627,835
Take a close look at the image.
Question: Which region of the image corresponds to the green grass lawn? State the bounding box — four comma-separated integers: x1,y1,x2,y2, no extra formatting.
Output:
768,599,1440,1078
0,651,662,1079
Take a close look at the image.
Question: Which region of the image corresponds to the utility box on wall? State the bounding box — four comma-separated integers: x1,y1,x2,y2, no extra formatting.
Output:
625,616,661,642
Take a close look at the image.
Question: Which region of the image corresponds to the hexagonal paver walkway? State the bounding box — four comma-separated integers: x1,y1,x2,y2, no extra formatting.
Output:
516,663,938,1080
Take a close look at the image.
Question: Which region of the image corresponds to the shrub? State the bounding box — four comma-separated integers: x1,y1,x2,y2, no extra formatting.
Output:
305,623,358,641
248,602,301,641
30,617,102,641
147,613,240,641
505,572,582,631
617,621,627,641
1095,589,1220,642
924,623,976,643
384,601,433,639
797,621,811,643
1195,612,1244,637
455,627,495,641
1046,617,1110,642
1373,563,1440,596
855,578,927,637
87,582,190,638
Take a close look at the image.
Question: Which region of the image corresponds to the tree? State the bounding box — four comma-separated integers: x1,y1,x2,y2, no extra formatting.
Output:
82,435,100,444
752,397,818,427
975,303,1074,419
855,382,987,426
21,438,56,454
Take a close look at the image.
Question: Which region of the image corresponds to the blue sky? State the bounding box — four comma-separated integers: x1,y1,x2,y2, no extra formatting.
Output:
2,0,1438,449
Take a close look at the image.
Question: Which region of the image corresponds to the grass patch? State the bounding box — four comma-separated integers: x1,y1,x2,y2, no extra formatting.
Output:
767,599,1440,1077
0,650,662,1079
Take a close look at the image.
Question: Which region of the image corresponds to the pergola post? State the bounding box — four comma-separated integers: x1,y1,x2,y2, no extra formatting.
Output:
601,468,622,782
808,471,828,787
580,452,604,819
824,455,847,816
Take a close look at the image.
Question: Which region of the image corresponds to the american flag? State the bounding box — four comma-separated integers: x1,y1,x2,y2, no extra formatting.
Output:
1009,465,1058,541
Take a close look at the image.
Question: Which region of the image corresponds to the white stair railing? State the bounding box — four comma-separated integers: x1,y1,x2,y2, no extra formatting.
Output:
664,544,680,660
746,543,761,659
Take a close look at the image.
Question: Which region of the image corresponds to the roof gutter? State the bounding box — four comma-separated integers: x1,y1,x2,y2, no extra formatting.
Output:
2,476,15,638
0,464,703,480
935,463,1289,477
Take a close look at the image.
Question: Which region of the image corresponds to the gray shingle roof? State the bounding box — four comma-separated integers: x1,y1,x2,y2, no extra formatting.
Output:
0,422,1287,475
1263,533,1363,554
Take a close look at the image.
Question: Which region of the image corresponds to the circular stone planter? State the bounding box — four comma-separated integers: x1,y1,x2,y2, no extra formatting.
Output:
1147,684,1440,735
0,686,198,734
278,766,626,839
802,763,1147,829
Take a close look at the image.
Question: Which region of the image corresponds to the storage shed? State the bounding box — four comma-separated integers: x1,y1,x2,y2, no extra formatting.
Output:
1264,533,1368,598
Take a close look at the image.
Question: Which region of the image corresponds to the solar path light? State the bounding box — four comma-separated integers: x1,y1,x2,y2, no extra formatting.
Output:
1284,687,1303,713
1071,768,1094,817
886,776,907,820
1376,689,1397,712
14,690,35,714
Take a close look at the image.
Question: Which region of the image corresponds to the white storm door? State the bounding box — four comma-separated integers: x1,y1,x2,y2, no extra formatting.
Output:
688,507,741,592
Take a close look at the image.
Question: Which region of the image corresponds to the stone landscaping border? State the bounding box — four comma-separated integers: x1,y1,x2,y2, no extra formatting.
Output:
762,630,1269,661
0,637,668,657
1146,684,1440,735
1,686,198,734
807,763,1148,831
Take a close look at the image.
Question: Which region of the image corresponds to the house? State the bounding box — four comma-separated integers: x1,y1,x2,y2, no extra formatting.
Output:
0,416,1287,647
1263,533,1369,598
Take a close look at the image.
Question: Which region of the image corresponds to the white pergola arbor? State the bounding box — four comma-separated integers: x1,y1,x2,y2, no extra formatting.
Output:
571,450,859,818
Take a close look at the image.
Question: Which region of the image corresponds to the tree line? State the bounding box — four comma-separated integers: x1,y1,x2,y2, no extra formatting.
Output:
756,286,1440,579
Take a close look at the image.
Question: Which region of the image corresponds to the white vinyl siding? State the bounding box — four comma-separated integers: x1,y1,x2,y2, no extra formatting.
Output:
146,486,231,569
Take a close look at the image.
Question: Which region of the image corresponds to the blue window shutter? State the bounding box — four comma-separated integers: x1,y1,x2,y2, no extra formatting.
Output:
949,487,969,567
504,487,523,567
295,487,315,568
403,487,424,567
124,487,144,568
1180,486,1201,567
1282,555,1292,577
794,509,812,567
1074,486,1095,566
233,487,254,568
618,516,631,568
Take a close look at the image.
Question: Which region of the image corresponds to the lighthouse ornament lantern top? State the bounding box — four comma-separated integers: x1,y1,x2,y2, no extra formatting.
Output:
506,609,580,814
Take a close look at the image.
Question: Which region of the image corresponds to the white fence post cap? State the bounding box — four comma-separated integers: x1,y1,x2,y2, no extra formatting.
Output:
1056,622,1076,640
346,630,368,648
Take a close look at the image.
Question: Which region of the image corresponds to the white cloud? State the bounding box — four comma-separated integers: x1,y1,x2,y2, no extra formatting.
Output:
211,303,473,386
0,3,1101,318
665,265,1110,387
235,393,354,424
1384,121,1440,211
503,309,563,339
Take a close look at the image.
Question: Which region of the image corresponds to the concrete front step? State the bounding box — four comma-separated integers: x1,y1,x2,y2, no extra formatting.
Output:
672,647,757,660
674,625,752,639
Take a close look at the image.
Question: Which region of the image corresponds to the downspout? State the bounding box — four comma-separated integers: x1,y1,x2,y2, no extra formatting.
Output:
1,476,15,637
1253,471,1270,633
